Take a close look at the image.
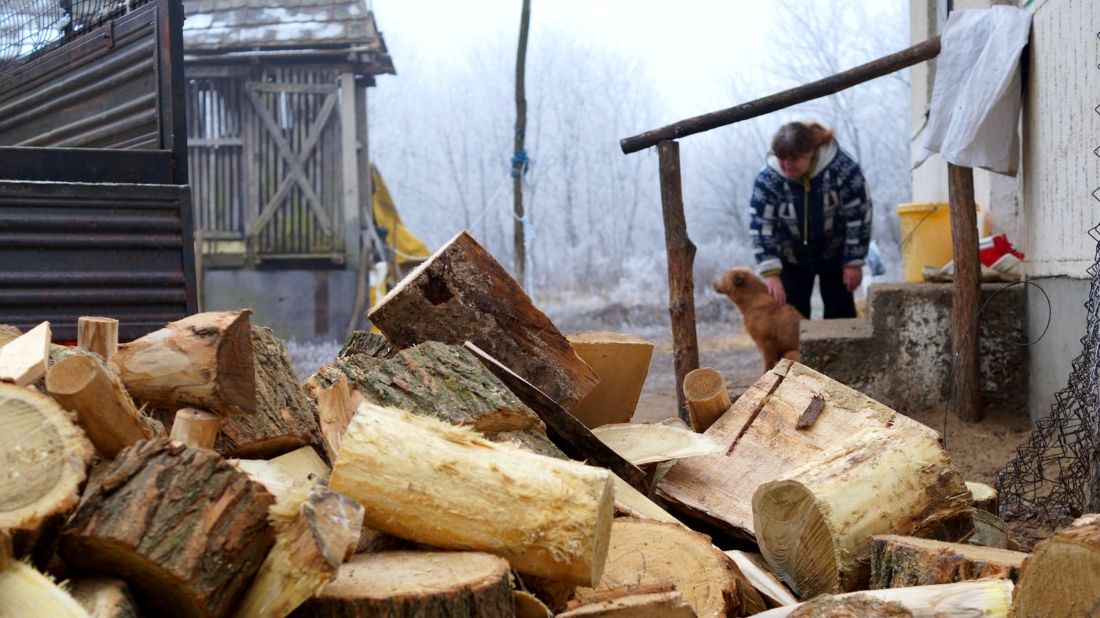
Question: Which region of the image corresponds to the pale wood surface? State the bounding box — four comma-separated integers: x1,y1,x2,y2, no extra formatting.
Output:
270,445,331,489
566,331,654,429
1012,513,1100,618
966,481,999,514
68,577,140,618
0,322,51,387
77,317,119,360
168,408,221,450
683,367,731,433
725,550,798,608
313,375,358,457
870,534,1026,589
657,360,932,540
752,579,1013,618
558,590,697,618
592,423,723,465
0,561,93,618
610,475,685,526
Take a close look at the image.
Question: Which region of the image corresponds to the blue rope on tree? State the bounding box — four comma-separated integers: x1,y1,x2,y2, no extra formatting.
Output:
510,149,529,178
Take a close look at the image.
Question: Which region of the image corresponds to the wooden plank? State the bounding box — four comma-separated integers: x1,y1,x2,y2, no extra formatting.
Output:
0,321,50,386
567,332,654,429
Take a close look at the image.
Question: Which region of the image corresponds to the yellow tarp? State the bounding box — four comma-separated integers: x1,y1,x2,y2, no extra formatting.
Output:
369,165,431,329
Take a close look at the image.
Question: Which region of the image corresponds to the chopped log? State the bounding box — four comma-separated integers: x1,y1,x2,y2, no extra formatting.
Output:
592,422,723,465
77,317,119,361
573,519,766,617
270,445,331,488
367,230,599,411
466,341,646,489
751,580,1013,618
752,426,974,598
558,590,697,618
515,590,553,618
970,509,1010,549
214,327,324,460
168,408,221,450
0,322,50,387
966,481,999,514
231,488,363,618
60,439,276,618
288,551,514,618
683,367,731,432
781,594,912,618
0,561,92,618
329,402,614,586
109,310,256,416
869,534,1026,589
566,331,654,428
46,354,159,459
313,375,357,457
337,331,397,360
611,475,685,526
0,383,94,565
657,359,932,540
68,577,140,618
1011,513,1100,617
725,550,798,608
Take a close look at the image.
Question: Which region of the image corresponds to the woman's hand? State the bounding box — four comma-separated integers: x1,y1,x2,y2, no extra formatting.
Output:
765,275,786,305
843,266,863,292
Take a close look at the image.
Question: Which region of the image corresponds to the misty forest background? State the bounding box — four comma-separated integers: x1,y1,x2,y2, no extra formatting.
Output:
368,0,911,320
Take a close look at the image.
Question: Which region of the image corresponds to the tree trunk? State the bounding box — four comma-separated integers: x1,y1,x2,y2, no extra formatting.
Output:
565,332,654,429
751,580,1013,618
0,561,92,618
753,427,974,598
0,321,50,387
169,408,221,450
110,311,256,416
366,230,599,412
68,578,141,618
0,383,94,565
574,519,766,618
46,354,161,459
558,590,696,618
512,0,531,286
869,534,1026,589
60,440,276,618
231,488,363,618
682,367,731,433
288,551,514,618
77,317,119,361
329,402,615,586
1011,513,1100,618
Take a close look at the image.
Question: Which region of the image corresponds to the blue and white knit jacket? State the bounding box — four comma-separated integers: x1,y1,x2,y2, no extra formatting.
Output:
748,140,872,275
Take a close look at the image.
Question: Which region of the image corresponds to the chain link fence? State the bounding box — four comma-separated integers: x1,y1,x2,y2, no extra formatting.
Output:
0,0,141,74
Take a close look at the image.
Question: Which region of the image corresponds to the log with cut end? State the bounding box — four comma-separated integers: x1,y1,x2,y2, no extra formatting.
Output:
751,579,1013,618
0,383,94,563
752,426,974,598
566,331,654,428
966,481,998,515
367,230,599,411
231,488,363,618
68,577,140,618
1011,513,1100,617
60,439,276,618
168,408,221,450
558,590,697,618
109,310,255,415
0,321,50,387
592,422,723,465
77,317,119,360
869,534,1026,589
573,519,766,618
288,551,514,618
683,367,731,433
0,561,93,618
46,354,159,459
329,402,614,586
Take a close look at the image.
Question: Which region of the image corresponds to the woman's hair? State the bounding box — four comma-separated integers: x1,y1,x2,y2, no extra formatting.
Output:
770,122,835,159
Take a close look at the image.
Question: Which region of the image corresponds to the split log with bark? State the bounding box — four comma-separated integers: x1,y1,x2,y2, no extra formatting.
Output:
0,322,51,387
565,331,654,428
1011,513,1100,617
752,580,1013,618
366,230,599,411
869,534,1026,589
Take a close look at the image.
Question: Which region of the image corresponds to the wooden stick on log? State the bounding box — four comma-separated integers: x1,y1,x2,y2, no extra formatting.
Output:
68,578,140,618
110,310,256,416
46,354,160,459
751,579,1013,618
683,367,731,433
231,488,363,618
0,321,50,387
168,408,221,450
752,426,974,598
60,440,276,618
77,317,119,360
0,561,93,618
329,402,615,586
1011,513,1100,617
290,551,515,618
565,332,654,429
948,163,982,423
870,534,1026,589
366,230,599,412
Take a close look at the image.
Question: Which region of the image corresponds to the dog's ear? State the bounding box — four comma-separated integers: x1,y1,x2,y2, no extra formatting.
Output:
734,273,746,286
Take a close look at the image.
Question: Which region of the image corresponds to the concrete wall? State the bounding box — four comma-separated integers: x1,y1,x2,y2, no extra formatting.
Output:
203,270,361,343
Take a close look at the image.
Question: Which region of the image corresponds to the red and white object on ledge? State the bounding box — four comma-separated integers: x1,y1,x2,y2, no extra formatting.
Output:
979,234,1025,275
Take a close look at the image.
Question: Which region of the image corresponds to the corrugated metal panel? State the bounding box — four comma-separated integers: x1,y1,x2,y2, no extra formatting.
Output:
0,180,197,341
0,2,160,149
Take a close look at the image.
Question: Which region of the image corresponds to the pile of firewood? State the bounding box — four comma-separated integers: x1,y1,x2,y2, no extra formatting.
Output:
1,230,1098,618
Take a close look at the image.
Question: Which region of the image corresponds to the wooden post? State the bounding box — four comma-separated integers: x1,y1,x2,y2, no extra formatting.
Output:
657,141,699,422
512,0,531,287
948,164,981,423
77,317,118,360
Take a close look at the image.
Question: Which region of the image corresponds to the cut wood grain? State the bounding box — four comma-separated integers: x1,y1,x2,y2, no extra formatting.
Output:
752,579,1013,618
330,402,614,586
270,445,331,489
0,561,92,618
0,322,50,387
869,535,1026,589
1011,513,1100,618
566,331,654,428
725,550,798,608
168,408,221,450
966,481,998,515
313,375,357,457
77,317,119,361
367,230,599,411
592,422,723,465
683,367,731,432
68,577,140,618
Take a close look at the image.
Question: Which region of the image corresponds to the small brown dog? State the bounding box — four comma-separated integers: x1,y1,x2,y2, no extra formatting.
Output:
712,267,804,373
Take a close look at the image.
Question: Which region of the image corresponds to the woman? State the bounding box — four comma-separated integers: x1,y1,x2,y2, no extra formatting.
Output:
748,121,872,319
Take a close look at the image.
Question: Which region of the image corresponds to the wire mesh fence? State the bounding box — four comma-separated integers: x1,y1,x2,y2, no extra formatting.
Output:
0,0,146,74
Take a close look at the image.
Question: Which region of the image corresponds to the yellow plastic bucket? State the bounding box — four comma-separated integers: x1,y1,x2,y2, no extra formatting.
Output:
897,202,953,283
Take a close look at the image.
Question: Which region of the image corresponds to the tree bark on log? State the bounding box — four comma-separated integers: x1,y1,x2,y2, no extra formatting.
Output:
288,551,514,618
329,403,614,586
169,408,221,450
1011,513,1100,618
0,383,94,565
0,322,50,387
77,317,119,361
68,577,141,618
366,230,599,411
751,580,1013,618
109,311,256,416
60,440,276,618
869,534,1026,589
337,331,397,360
683,367,731,433
0,561,93,618
573,519,766,617
565,332,654,429
752,427,974,598
46,354,160,459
